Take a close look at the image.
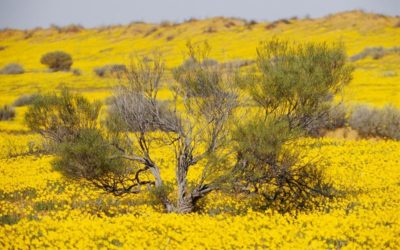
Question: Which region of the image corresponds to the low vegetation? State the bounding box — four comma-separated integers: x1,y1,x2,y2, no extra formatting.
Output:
25,39,353,214
350,46,400,61
93,64,127,77
0,63,24,74
13,94,40,107
40,51,73,71
0,105,15,121
349,104,400,140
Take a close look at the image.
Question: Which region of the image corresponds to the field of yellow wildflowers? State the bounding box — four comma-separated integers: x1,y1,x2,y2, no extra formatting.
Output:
1,11,400,249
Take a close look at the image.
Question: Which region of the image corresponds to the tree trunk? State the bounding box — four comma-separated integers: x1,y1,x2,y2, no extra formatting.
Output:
148,164,174,213
177,154,192,213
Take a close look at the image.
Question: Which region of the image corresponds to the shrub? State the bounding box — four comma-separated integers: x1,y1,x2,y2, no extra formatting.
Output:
349,105,400,140
0,105,15,121
71,68,81,76
94,64,127,77
305,103,347,137
350,47,400,62
204,27,217,33
51,24,83,33
13,94,40,107
265,19,291,30
0,214,20,225
40,51,73,71
25,89,102,143
0,63,24,74
235,39,353,212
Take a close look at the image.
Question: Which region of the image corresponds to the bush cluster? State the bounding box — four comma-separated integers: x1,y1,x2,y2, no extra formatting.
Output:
40,51,73,71
350,46,400,61
349,105,400,140
94,64,127,77
0,105,15,121
0,63,24,74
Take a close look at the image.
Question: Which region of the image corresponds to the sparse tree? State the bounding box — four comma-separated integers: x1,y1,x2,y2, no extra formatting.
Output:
26,39,353,214
109,46,239,213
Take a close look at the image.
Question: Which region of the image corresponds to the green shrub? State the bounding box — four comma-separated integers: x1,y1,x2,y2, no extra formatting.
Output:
0,63,24,74
40,51,73,71
349,105,400,140
0,105,15,121
0,214,21,225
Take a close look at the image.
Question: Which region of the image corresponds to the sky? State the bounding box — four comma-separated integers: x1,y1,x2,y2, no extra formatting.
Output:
0,0,399,29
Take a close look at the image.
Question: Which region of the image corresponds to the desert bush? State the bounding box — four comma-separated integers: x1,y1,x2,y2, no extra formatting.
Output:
26,40,352,214
0,63,24,74
265,19,291,30
305,103,347,137
0,214,21,225
234,39,353,212
172,42,223,97
349,105,400,140
233,120,333,212
0,105,15,121
94,64,127,77
13,94,40,107
350,46,400,61
25,90,148,196
51,24,83,33
25,89,102,143
71,68,81,76
204,27,217,33
40,51,73,71
143,27,158,37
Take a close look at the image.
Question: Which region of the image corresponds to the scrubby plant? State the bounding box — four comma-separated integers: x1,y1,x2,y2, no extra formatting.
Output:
26,39,353,214
0,63,24,74
349,104,400,140
233,39,353,212
305,103,348,137
0,105,16,121
40,51,73,71
94,64,127,77
13,94,40,107
71,68,81,76
350,46,400,61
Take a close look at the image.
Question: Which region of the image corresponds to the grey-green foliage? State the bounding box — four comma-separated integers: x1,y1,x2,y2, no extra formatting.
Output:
305,103,347,137
251,39,352,125
0,63,24,74
349,104,400,140
94,64,127,77
173,41,223,97
233,39,353,212
0,105,15,121
53,128,125,180
40,51,73,71
25,88,102,142
13,94,40,107
25,89,150,196
350,46,400,62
